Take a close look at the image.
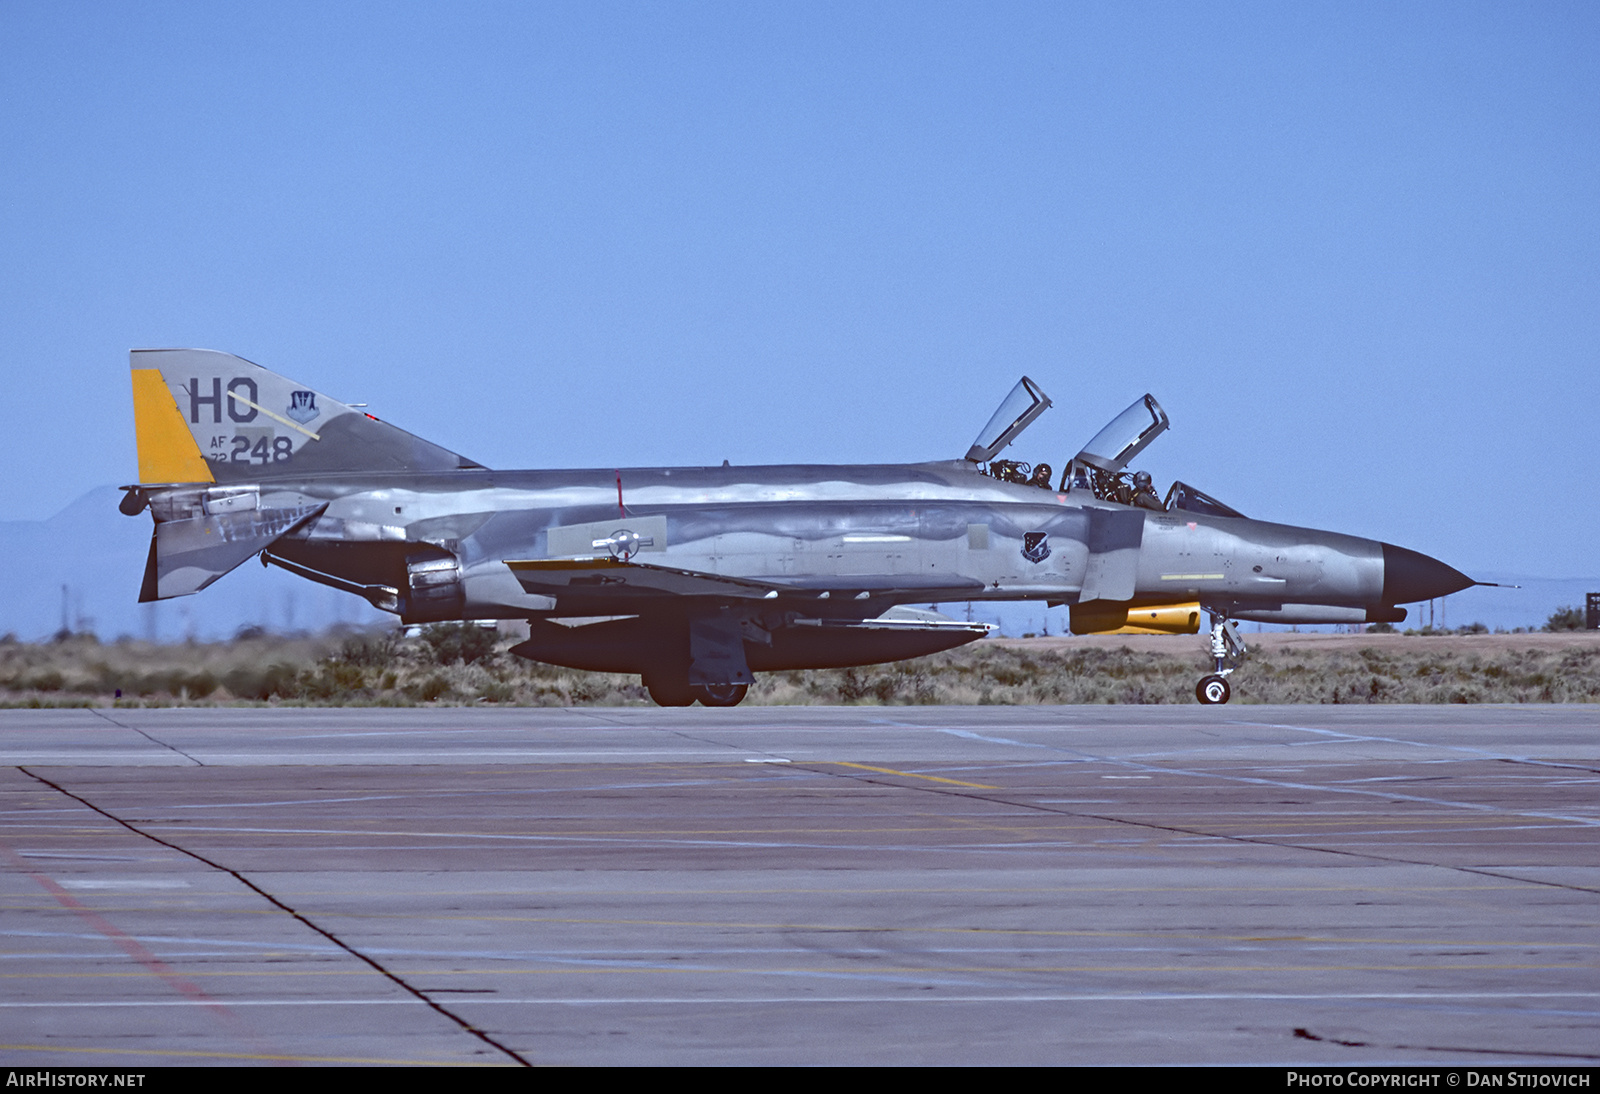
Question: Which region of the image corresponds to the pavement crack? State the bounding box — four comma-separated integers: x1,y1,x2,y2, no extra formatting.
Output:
665,727,770,755
89,708,205,766
797,763,1600,896
1294,1026,1600,1061
18,766,532,1068
1497,756,1600,777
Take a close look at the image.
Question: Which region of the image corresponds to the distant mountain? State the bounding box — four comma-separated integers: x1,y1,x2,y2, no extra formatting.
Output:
1,488,1591,642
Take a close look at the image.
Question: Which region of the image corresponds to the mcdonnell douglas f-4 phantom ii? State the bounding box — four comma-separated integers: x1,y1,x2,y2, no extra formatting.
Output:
122,349,1480,705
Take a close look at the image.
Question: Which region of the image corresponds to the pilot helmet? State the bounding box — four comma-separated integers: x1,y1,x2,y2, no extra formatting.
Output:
1132,470,1153,491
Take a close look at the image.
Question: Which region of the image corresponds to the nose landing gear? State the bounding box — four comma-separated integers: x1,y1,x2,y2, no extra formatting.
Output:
1196,616,1246,704
1196,674,1230,704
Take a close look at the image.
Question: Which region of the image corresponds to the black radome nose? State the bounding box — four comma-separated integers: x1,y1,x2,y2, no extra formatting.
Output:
1381,543,1474,604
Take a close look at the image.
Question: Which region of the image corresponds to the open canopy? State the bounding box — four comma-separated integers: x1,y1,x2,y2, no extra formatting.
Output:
965,376,1052,463
1073,393,1169,473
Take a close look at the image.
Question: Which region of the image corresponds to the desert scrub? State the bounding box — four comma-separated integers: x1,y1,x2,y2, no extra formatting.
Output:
752,645,1202,705
0,630,1596,706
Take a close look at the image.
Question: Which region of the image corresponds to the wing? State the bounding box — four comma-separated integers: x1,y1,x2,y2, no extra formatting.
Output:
505,558,785,602
504,558,986,612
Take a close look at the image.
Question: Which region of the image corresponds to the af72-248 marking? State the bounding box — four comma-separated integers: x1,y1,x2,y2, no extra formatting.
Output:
122,349,1480,706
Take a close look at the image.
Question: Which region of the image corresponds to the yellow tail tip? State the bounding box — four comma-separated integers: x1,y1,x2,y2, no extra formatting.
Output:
131,368,214,484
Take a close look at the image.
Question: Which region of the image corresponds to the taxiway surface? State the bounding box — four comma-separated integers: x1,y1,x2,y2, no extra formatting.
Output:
2,705,1596,1066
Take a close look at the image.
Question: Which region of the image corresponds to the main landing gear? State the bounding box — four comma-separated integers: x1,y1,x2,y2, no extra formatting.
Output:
644,676,751,707
695,682,749,707
1196,615,1246,705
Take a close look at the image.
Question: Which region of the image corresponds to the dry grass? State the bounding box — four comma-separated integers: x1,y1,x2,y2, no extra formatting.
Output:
3,628,1596,707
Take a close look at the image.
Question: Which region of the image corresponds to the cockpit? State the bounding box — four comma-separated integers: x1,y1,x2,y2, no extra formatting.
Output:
964,378,1246,519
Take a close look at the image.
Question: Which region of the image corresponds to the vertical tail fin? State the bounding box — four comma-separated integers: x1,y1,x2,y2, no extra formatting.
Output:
130,348,484,484
127,348,482,600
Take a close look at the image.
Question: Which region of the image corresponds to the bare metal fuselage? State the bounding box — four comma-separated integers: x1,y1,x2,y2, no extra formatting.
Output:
252,460,1414,656
126,349,1475,704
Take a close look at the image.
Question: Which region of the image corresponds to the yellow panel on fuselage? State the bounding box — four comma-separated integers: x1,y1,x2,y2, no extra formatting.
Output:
1070,601,1200,636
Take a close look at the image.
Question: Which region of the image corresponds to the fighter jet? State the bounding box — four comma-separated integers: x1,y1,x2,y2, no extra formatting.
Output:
122,349,1478,705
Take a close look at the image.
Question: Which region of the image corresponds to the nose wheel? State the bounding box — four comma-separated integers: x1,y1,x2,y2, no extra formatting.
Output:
1196,615,1246,704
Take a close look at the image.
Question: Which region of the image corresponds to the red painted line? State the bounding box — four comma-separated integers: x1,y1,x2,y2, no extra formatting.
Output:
1,842,233,1021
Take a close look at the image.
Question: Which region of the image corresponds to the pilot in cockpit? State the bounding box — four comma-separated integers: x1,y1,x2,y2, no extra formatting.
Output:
967,382,1174,508
1130,469,1164,511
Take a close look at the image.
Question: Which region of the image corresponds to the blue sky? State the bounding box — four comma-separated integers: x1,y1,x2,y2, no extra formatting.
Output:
3,1,1596,577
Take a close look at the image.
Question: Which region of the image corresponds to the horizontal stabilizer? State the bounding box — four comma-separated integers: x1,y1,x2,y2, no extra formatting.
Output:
140,501,326,601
